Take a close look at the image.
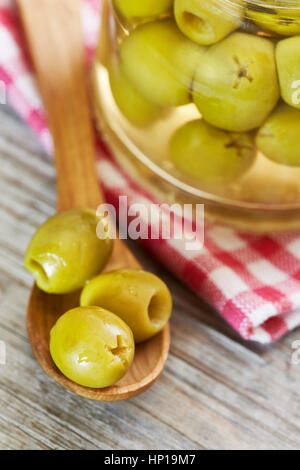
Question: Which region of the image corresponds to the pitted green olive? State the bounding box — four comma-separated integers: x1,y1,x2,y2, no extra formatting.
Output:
276,35,300,110
256,103,300,167
170,119,255,184
193,32,280,132
120,19,203,107
50,307,135,388
113,0,173,22
109,59,162,126
247,1,300,37
80,269,172,343
174,0,244,45
25,208,113,294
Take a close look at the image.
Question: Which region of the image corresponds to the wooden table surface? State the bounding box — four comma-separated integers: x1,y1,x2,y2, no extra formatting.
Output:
1,105,300,450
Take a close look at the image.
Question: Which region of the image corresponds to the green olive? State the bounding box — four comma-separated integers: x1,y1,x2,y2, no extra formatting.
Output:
170,119,255,184
113,0,173,22
193,32,280,132
24,208,113,294
120,19,203,107
256,103,300,167
247,1,300,37
174,0,244,45
80,270,172,344
276,35,300,110
109,59,162,126
50,307,135,389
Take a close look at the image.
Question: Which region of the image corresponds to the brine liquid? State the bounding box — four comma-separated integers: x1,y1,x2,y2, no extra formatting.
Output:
93,2,300,213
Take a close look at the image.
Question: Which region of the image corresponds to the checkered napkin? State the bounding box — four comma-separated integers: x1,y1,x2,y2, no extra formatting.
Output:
2,0,300,344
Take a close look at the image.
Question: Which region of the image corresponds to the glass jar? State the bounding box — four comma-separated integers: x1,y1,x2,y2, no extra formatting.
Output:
92,0,300,231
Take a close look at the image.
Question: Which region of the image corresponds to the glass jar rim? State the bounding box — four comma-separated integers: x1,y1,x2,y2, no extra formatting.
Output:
225,0,300,11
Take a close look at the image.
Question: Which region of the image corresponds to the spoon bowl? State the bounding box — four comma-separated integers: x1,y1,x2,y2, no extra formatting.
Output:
17,0,170,401
28,284,170,401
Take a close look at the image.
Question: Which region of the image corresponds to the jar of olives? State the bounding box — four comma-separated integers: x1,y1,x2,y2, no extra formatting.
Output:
92,0,300,230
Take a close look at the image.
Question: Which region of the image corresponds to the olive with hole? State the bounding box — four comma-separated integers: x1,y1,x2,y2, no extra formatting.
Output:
24,208,113,294
80,269,172,343
174,0,244,45
276,35,300,110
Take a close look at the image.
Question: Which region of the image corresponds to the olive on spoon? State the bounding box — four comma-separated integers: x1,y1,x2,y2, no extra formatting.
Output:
17,0,170,401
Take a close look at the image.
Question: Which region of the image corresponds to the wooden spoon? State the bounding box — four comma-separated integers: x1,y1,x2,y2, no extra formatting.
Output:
17,0,170,401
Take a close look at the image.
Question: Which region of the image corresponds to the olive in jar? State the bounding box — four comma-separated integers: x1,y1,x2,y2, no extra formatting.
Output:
113,0,174,23
170,119,255,184
256,103,300,167
109,59,162,126
174,0,244,45
193,32,280,132
247,1,300,37
276,35,300,110
120,19,203,107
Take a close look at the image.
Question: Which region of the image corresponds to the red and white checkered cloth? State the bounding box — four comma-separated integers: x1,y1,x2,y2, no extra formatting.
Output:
2,0,300,344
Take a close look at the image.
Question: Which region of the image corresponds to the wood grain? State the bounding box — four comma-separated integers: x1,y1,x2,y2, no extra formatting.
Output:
15,0,170,402
1,104,300,449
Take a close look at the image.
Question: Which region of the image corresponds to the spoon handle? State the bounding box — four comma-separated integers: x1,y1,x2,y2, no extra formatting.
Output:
17,0,141,271
17,0,102,211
